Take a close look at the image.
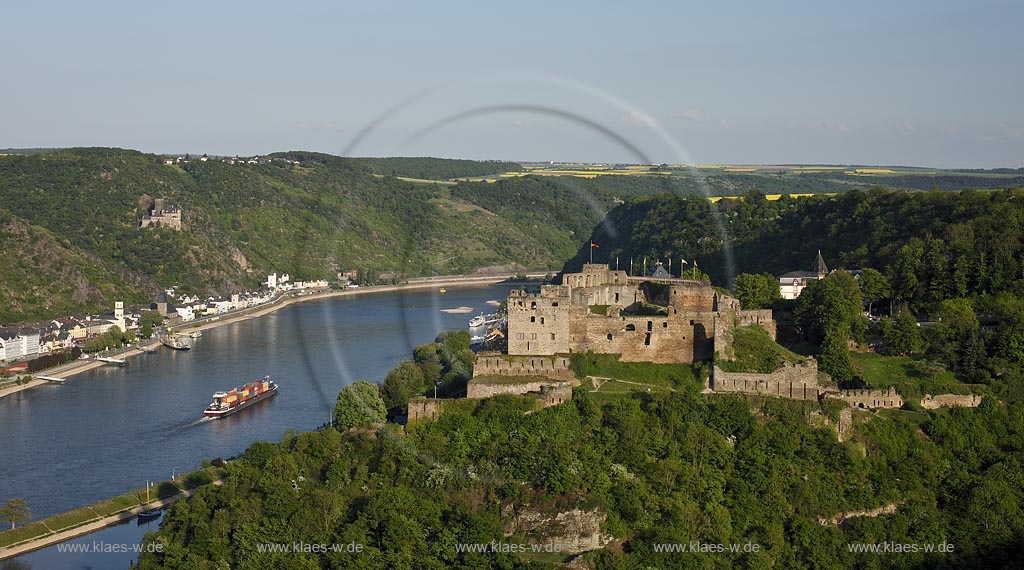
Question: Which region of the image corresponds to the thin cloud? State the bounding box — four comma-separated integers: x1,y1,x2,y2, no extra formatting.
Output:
620,110,659,127
676,109,728,127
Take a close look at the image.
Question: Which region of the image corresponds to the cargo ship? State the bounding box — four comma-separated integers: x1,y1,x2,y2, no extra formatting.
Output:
204,376,278,418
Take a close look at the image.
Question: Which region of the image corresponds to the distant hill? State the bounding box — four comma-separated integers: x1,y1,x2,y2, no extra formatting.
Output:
564,187,1024,306
0,149,583,322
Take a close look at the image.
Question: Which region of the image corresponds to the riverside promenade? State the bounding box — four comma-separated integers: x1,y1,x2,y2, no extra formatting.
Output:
0,472,224,561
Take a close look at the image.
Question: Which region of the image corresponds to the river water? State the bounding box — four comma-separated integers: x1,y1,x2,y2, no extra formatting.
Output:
0,284,510,569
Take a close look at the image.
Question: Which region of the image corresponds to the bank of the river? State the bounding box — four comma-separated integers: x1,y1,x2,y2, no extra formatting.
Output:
0,467,225,561
0,272,547,400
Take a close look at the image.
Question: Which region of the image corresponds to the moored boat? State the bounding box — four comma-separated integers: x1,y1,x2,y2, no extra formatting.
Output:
162,336,192,350
204,376,278,418
189,331,203,338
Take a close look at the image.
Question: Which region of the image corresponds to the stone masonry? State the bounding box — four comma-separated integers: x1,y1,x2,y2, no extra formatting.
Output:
711,360,824,401
506,264,774,364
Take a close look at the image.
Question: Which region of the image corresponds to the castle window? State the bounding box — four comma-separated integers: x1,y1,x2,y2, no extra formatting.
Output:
615,292,620,303
644,333,651,346
690,320,695,325
531,333,537,340
625,324,636,331
550,333,555,340
552,302,559,307
531,301,537,309
531,316,536,323
607,333,613,341
516,333,525,340
663,322,668,328
540,317,545,325
647,321,653,331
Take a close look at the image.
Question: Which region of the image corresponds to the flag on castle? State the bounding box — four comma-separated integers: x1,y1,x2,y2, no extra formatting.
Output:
589,241,599,263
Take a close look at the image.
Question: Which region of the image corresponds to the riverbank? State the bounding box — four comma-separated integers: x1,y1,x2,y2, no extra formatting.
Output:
0,273,543,399
0,467,225,561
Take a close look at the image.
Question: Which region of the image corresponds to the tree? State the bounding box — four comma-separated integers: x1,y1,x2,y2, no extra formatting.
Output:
381,360,426,411
930,298,982,372
140,310,163,329
857,268,890,315
794,271,864,343
333,381,386,431
140,322,154,339
820,329,853,383
880,311,925,356
733,273,780,310
0,498,30,529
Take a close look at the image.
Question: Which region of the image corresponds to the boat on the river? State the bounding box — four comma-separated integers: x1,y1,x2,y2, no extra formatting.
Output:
138,508,161,522
204,376,278,418
189,330,203,338
162,336,191,350
469,313,500,328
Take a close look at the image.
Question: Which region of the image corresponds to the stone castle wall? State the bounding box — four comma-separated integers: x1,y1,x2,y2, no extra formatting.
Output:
407,397,447,422
711,360,823,401
919,393,983,409
466,378,573,405
826,388,903,409
507,264,756,364
737,309,776,340
473,355,575,382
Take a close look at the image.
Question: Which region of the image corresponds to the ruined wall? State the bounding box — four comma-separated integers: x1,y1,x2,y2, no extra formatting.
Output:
407,397,447,422
711,360,823,401
538,382,573,407
467,378,573,402
737,309,777,340
667,282,717,313
569,312,701,364
473,355,575,382
570,285,639,308
826,387,903,409
920,393,983,409
563,264,630,289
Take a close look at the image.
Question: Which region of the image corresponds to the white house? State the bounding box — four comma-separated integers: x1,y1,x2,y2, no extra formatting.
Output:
778,251,829,300
0,329,41,362
176,306,196,322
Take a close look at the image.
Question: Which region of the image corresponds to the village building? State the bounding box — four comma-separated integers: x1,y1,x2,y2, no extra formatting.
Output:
0,328,41,362
778,250,829,300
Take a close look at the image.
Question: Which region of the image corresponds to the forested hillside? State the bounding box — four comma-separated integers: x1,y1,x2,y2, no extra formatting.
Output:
0,150,578,322
136,366,1024,569
567,187,1024,401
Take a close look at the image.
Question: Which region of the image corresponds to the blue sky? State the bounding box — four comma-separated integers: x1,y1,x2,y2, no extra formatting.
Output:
2,0,1021,167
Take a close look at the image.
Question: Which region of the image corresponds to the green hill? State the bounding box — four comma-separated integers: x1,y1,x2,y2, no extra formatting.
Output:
0,149,597,322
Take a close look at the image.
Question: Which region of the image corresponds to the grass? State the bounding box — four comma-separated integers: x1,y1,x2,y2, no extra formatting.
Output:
570,351,700,390
717,325,803,373
589,304,609,315
849,352,983,399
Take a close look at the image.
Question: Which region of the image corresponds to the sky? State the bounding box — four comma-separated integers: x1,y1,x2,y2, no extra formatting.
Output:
2,0,1022,168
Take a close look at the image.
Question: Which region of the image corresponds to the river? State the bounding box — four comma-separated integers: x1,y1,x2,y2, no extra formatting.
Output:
0,283,511,568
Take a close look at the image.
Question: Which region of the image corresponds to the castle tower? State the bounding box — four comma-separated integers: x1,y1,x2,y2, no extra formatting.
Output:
114,301,124,320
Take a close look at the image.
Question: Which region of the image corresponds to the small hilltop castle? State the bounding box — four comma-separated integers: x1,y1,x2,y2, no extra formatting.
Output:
505,263,774,364
140,198,182,230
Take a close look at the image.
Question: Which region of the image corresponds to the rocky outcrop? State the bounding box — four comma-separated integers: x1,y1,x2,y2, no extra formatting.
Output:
503,506,613,555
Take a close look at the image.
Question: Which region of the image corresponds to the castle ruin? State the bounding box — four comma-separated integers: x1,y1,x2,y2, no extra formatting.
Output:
505,263,773,364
